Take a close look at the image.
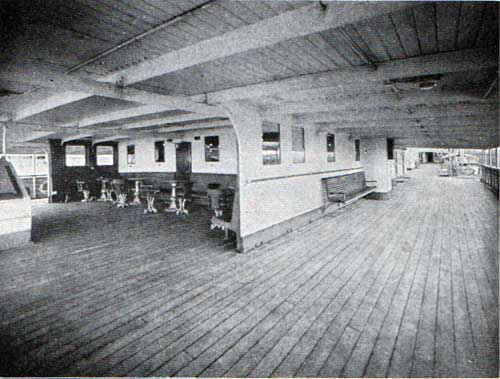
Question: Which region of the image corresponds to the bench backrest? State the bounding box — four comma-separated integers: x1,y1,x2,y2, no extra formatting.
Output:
321,171,368,201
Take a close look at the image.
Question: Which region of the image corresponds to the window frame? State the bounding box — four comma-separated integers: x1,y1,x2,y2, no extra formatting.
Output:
64,144,87,167
327,133,335,163
127,144,136,165
387,138,395,160
355,139,361,162
154,140,165,163
204,135,220,162
96,145,115,166
262,121,281,165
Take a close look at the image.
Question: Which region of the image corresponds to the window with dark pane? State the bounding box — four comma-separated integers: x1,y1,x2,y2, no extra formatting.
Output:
327,133,335,162
387,138,394,160
262,121,281,165
127,144,135,165
65,145,86,167
292,127,305,164
155,140,165,163
204,136,220,162
355,139,361,162
96,145,114,166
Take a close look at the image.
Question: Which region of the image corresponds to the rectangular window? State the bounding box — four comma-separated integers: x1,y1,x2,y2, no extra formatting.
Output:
493,148,498,167
355,139,360,162
65,145,86,167
155,141,165,163
387,138,394,160
34,154,48,175
96,145,114,166
327,133,335,162
6,154,35,175
262,121,281,165
204,136,220,162
291,127,305,163
127,144,135,165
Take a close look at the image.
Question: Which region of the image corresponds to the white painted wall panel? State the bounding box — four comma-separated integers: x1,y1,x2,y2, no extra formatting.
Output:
118,127,237,174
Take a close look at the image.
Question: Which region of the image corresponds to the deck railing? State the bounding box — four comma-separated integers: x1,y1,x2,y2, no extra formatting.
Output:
480,164,499,196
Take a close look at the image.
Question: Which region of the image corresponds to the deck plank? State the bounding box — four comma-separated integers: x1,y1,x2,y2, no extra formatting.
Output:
0,164,497,377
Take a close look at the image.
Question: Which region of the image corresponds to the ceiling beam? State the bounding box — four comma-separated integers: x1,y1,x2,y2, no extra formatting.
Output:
294,102,498,124
115,114,226,131
0,64,225,120
156,120,232,134
61,133,95,145
263,92,489,116
71,104,178,128
189,47,498,104
323,115,498,130
1,90,91,122
92,135,131,145
105,1,417,85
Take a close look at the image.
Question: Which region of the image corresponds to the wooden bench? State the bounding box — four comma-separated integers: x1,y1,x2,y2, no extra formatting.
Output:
322,171,377,210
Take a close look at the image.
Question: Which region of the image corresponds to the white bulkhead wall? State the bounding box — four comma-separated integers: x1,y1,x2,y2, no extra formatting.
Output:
117,127,237,174
360,137,392,194
228,103,368,239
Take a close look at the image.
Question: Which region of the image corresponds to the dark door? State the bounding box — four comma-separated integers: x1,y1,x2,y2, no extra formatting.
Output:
176,142,192,180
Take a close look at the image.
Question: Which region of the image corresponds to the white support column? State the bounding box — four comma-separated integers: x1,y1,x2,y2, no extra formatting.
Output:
360,137,392,198
226,102,263,251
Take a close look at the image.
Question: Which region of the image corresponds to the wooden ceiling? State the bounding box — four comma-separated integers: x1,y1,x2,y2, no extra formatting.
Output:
0,1,498,149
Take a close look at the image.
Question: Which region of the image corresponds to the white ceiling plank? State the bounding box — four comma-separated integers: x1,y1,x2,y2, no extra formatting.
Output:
294,102,498,123
324,115,497,130
0,64,226,120
92,135,131,145
73,104,178,127
61,133,95,144
105,1,418,85
189,47,498,104
117,113,225,130
156,120,232,134
263,92,490,116
12,92,91,121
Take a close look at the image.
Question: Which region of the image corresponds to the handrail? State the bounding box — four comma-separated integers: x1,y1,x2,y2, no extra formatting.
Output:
479,164,500,171
249,166,364,183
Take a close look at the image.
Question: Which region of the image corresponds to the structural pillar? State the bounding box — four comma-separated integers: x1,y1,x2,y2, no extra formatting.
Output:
361,137,392,199
226,101,268,251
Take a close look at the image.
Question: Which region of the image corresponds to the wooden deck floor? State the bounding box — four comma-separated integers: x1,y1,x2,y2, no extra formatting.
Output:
0,164,498,377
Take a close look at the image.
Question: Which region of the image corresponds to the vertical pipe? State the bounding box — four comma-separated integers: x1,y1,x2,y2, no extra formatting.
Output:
41,147,51,203
1,123,5,159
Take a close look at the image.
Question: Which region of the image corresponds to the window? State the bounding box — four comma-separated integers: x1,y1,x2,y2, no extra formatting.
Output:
65,145,86,167
155,141,165,163
387,138,395,160
355,139,360,162
291,127,305,163
204,136,220,162
6,154,35,175
127,144,135,165
327,133,335,162
262,121,281,165
34,154,48,175
96,145,114,166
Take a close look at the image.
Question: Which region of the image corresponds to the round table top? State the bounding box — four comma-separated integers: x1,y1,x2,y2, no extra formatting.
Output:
163,179,193,184
127,177,147,181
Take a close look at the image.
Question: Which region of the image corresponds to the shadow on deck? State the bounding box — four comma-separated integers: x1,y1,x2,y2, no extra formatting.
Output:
0,164,498,377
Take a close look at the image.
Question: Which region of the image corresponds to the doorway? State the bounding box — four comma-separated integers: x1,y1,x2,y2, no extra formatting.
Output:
176,142,192,180
425,152,434,163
